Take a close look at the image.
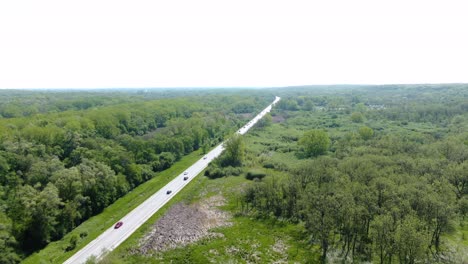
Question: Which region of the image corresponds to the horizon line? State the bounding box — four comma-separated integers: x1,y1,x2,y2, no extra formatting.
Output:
1,82,467,90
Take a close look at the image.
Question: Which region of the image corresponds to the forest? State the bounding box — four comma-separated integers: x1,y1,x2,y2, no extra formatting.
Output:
0,89,272,263
238,84,468,263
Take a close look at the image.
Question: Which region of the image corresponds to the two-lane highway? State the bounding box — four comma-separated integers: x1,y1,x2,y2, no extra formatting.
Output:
64,96,280,264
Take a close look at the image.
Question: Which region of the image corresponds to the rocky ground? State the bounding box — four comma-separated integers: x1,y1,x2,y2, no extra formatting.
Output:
136,195,232,255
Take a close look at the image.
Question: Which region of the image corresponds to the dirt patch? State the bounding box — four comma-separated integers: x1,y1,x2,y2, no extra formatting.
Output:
270,239,290,264
272,114,286,123
238,113,253,119
136,195,231,255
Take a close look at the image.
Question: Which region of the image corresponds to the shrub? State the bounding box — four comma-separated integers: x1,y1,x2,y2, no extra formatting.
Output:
65,234,78,252
245,170,267,180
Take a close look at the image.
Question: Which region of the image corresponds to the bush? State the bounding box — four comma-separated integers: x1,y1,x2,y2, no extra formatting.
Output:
205,167,224,179
205,166,242,179
65,234,78,252
79,231,88,238
245,170,267,181
223,166,243,176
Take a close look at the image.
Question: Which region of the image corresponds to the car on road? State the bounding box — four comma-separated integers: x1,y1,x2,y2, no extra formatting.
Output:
114,221,123,229
184,171,188,175
166,190,172,195
203,156,208,160
183,176,189,181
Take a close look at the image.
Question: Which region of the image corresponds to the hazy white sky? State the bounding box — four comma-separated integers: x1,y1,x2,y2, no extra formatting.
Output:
0,0,467,89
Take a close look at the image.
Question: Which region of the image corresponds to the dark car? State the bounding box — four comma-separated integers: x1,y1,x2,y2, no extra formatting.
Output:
166,190,172,195
183,176,189,181
114,221,123,229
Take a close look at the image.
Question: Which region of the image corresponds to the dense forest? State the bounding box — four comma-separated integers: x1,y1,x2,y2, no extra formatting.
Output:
0,89,272,263
238,84,468,263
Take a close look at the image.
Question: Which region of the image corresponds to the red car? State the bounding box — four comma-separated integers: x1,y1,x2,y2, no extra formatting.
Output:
114,221,123,229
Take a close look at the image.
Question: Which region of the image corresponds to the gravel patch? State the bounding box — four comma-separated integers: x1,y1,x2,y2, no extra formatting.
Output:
136,195,231,255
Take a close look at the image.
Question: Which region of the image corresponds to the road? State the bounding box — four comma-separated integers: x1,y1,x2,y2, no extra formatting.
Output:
64,96,280,264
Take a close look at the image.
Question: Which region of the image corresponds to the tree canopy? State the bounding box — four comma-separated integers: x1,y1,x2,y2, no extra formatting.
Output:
298,129,331,157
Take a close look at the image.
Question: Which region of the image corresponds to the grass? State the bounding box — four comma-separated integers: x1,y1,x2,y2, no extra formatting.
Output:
446,219,468,246
23,149,206,264
115,217,314,264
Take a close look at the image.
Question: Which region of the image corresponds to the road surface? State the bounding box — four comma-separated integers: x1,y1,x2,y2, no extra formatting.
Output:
64,96,280,264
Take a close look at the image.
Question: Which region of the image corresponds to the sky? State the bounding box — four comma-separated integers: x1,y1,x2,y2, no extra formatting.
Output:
0,0,467,89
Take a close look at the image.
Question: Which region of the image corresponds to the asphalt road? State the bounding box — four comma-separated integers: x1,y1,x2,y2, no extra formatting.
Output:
63,96,280,264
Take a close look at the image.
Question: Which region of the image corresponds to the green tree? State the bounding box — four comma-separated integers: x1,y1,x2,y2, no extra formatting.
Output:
303,99,315,111
370,214,396,264
221,135,245,167
355,103,367,113
256,113,272,128
298,129,330,157
395,216,430,264
351,112,364,123
302,183,340,263
446,161,468,199
358,126,374,140
0,212,20,264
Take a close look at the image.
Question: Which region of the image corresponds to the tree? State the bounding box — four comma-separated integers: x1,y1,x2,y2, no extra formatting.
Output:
370,214,396,264
0,212,20,264
256,113,272,128
281,99,299,111
303,99,315,111
355,103,367,113
221,135,245,167
298,129,330,157
302,184,340,263
395,216,430,264
358,126,374,141
446,161,468,199
9,183,62,251
351,112,364,123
